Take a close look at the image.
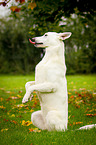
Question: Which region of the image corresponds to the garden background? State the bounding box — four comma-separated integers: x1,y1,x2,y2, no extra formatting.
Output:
0,0,96,145
0,0,96,75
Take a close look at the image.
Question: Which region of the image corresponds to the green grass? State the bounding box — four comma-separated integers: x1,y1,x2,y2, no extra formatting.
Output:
0,74,96,145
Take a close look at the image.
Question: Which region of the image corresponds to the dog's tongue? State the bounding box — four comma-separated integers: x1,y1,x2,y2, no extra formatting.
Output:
29,39,36,45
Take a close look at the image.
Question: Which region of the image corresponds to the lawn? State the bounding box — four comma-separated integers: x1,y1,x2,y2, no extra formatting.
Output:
0,74,96,145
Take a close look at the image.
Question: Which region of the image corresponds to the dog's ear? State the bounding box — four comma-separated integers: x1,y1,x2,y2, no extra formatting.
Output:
58,32,72,40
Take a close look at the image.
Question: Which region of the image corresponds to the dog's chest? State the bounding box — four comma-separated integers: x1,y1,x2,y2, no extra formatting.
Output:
35,61,47,83
35,59,65,84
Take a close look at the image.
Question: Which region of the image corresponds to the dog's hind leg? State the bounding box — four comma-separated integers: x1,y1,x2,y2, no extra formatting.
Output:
31,111,47,130
46,111,67,131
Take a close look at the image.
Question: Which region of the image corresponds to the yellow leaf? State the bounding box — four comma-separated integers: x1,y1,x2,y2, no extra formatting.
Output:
1,128,8,132
71,81,74,84
29,128,41,133
22,120,25,126
0,105,6,109
29,109,34,112
26,121,32,126
17,104,25,108
17,95,22,98
21,120,32,126
7,112,10,115
33,128,41,132
10,114,15,117
68,92,72,95
0,97,3,102
28,2,36,10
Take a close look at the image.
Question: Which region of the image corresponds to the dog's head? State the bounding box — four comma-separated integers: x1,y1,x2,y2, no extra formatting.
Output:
29,32,71,48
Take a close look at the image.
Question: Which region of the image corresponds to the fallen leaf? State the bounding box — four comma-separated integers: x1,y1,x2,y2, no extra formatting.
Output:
75,105,80,108
78,93,82,97
29,128,41,133
29,128,34,132
11,96,18,100
25,107,29,110
29,109,34,112
17,104,25,108
72,115,75,118
19,90,23,93
0,98,4,102
68,115,71,119
70,95,74,99
4,119,9,122
1,128,8,132
79,88,86,91
0,88,5,90
16,115,22,118
5,91,11,94
76,122,83,125
6,97,11,101
17,94,22,98
73,122,83,125
0,105,6,109
11,120,18,124
86,114,96,117
7,112,10,115
10,114,15,117
68,92,72,95
93,92,96,96
21,120,32,126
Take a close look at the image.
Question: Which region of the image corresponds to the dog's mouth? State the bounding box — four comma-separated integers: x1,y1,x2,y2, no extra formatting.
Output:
29,38,43,45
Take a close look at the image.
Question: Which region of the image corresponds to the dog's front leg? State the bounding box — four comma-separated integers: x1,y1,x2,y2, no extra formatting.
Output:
25,81,35,91
22,82,57,103
22,81,35,103
29,82,57,93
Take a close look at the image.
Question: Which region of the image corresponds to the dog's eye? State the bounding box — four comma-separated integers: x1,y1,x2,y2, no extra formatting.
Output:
45,34,48,36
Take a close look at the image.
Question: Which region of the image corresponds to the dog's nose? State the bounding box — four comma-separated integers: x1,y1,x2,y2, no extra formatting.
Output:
32,38,36,43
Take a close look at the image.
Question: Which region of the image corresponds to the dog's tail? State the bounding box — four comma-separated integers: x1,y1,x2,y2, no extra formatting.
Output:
77,124,96,130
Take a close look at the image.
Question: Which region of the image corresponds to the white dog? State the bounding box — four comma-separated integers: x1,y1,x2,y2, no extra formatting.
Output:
22,32,71,131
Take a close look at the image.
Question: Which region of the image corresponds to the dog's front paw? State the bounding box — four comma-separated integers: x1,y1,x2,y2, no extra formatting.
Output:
22,93,29,103
22,97,28,104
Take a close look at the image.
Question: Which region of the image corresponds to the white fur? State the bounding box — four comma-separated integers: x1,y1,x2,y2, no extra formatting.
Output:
78,124,96,130
22,32,71,131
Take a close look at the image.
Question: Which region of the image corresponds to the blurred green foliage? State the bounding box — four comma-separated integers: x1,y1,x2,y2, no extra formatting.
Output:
0,0,96,74
0,17,42,74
